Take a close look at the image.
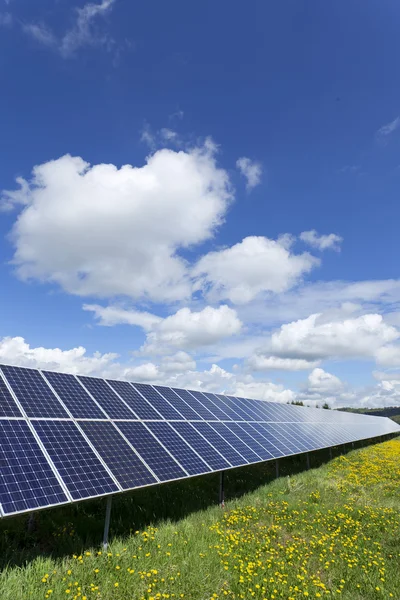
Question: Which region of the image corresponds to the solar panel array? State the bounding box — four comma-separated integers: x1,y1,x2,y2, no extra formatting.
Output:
0,363,399,517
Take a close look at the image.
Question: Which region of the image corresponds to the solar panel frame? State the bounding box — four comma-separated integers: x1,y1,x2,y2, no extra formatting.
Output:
79,420,159,490
0,365,69,419
77,376,137,420
42,371,107,420
31,420,120,501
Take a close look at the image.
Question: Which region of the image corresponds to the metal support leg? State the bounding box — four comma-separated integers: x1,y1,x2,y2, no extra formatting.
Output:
219,471,225,508
306,453,310,470
329,447,332,460
275,459,279,479
103,496,113,551
27,512,36,533
342,444,346,454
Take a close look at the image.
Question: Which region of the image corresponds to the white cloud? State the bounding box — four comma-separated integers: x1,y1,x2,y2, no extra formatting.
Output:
83,304,162,329
247,355,319,371
233,379,295,404
160,351,196,373
2,144,232,302
193,235,319,304
160,128,178,141
300,230,342,252
375,344,400,367
306,367,343,394
22,0,116,58
267,313,399,362
141,305,242,353
236,157,262,190
376,116,400,137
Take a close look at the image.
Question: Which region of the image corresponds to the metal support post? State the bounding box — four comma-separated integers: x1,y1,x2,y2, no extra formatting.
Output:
306,453,310,470
219,471,225,508
103,495,113,551
275,459,279,479
342,444,346,454
329,447,332,460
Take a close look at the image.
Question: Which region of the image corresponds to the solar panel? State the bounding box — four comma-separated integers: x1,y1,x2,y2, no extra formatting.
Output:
115,422,187,482
191,422,248,467
1,365,68,418
0,375,22,417
42,371,106,419
153,386,202,420
132,384,183,420
78,376,136,419
31,420,119,500
107,380,159,420
146,422,211,476
0,420,69,515
172,388,216,420
210,422,262,462
188,390,232,420
0,363,399,519
79,421,158,489
171,422,231,470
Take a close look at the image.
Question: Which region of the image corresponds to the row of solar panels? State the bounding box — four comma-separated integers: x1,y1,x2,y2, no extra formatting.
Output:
0,364,392,425
0,364,399,518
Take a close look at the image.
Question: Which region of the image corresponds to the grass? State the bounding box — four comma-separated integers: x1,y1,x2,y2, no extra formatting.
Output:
0,439,399,599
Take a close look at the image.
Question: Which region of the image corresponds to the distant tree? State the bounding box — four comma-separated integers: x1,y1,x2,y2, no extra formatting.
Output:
289,400,304,406
322,402,331,410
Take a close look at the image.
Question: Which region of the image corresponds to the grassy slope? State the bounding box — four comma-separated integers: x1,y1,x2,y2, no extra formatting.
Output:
0,440,400,599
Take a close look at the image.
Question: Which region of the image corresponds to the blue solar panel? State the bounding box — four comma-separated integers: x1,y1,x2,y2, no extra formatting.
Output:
171,422,231,470
255,423,300,454
79,421,157,489
225,422,274,461
43,371,106,419
232,396,265,421
116,422,187,482
153,386,201,420
0,374,22,417
202,393,243,421
78,376,136,419
107,380,159,420
146,422,211,476
132,384,183,420
192,422,247,467
210,422,262,462
187,390,231,420
215,395,249,421
1,365,68,418
32,421,119,500
171,388,216,420
246,423,285,457
275,424,314,452
0,420,69,515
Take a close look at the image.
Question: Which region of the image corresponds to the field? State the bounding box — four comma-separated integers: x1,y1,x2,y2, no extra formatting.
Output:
0,438,399,599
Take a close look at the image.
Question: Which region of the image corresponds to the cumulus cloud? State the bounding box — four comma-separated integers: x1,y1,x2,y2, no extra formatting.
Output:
140,305,242,353
193,236,319,304
2,144,232,302
83,304,162,329
266,313,399,362
300,230,342,252
247,355,319,371
236,157,262,190
22,0,116,58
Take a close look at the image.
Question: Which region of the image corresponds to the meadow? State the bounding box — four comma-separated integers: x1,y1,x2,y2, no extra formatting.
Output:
0,438,399,600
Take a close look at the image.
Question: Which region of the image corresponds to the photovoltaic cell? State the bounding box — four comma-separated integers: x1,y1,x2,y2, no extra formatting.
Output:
188,390,231,421
146,422,211,476
192,422,247,467
153,386,201,420
132,384,183,420
232,397,265,421
246,423,284,457
202,393,243,421
1,365,68,418
32,420,119,500
256,423,300,454
43,371,105,419
0,375,22,417
0,420,68,515
78,376,135,419
210,422,262,462
79,421,157,489
107,380,159,420
215,395,250,421
172,388,216,420
116,422,187,482
275,424,313,452
171,422,231,470
225,422,274,461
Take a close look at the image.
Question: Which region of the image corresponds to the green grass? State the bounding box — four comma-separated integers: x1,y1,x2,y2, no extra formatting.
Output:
0,439,399,599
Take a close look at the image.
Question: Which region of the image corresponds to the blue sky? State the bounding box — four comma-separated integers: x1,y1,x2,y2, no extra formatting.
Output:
1,0,400,407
